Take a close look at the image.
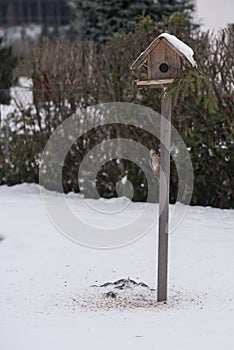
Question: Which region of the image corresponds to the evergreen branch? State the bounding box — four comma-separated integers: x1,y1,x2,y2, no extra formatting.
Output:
165,68,218,113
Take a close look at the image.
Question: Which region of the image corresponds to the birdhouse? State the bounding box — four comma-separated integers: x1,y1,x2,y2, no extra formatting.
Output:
130,33,197,88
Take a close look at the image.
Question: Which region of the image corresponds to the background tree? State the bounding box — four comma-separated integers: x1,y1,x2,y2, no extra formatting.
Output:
67,0,193,45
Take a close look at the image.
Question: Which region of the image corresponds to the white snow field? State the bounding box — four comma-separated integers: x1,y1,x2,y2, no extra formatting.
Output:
0,184,234,350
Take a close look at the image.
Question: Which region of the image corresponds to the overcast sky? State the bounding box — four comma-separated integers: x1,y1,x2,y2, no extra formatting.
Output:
195,0,234,31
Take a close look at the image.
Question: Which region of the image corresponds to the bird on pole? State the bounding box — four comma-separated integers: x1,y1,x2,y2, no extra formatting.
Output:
150,149,160,177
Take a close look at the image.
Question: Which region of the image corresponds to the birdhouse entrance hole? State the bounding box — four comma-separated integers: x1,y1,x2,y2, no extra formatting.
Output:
159,63,169,73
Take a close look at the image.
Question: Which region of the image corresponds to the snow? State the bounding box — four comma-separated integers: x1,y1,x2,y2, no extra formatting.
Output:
0,25,42,44
159,33,197,68
0,25,69,45
1,183,234,349
0,76,33,124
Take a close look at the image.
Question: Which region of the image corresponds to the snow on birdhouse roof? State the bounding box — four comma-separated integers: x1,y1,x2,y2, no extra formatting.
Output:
159,33,197,67
130,32,197,70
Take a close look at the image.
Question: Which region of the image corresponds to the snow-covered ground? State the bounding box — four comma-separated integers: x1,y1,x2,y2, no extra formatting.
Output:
0,184,234,350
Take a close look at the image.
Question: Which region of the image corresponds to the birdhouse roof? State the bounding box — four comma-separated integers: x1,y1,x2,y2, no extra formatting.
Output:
130,33,197,70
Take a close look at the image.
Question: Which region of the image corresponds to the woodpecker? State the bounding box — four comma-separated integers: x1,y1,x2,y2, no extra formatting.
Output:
150,149,160,177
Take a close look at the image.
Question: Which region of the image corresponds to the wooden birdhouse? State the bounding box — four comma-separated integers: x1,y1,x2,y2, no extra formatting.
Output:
130,33,197,88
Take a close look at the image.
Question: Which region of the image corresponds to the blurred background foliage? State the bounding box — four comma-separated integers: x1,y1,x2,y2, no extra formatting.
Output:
0,2,233,208
0,38,19,104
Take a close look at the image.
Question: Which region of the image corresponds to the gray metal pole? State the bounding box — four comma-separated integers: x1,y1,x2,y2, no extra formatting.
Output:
157,93,172,302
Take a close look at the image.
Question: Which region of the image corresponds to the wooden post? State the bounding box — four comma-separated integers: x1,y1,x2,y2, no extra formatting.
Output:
130,33,196,303
157,92,172,302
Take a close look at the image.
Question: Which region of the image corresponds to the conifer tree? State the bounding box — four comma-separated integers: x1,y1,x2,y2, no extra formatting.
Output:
67,0,194,45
